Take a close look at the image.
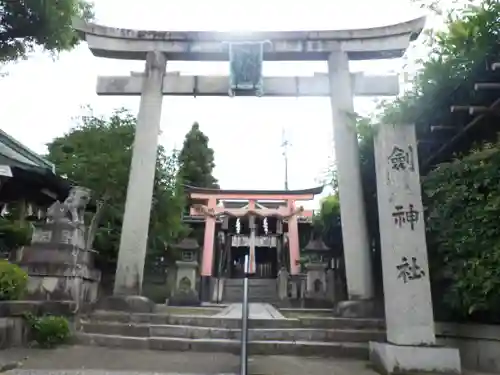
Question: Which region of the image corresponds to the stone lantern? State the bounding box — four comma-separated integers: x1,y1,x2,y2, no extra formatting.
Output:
169,237,201,306
302,236,331,305
175,237,199,263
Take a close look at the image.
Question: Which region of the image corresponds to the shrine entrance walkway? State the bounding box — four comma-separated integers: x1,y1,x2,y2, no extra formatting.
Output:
214,303,285,319
1,346,377,375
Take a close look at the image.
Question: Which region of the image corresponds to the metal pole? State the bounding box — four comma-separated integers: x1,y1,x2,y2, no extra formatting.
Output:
281,128,290,191
240,254,249,375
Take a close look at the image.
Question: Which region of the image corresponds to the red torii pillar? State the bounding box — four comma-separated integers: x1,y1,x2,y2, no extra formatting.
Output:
287,199,301,275
199,197,217,301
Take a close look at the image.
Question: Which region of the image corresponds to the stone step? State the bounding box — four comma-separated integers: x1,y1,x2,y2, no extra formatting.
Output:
75,332,369,358
224,279,277,286
222,296,279,303
223,293,278,302
81,322,385,342
224,290,277,296
87,311,385,330
223,279,279,303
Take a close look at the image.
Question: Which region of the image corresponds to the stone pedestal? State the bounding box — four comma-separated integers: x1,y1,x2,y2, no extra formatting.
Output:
304,262,334,308
14,222,101,305
169,260,200,306
277,267,289,300
370,123,461,374
305,262,327,297
325,268,336,303
175,261,198,290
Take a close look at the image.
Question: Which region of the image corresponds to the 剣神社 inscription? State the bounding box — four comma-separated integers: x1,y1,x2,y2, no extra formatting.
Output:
392,204,420,230
396,256,425,283
388,145,415,171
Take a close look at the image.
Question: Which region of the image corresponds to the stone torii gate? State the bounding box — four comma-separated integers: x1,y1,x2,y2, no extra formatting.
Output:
73,18,425,310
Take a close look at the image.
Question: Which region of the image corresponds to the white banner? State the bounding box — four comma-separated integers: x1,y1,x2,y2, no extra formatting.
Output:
232,235,277,248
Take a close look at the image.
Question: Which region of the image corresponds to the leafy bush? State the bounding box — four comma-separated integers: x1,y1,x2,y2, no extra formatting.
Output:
0,260,28,300
424,141,500,321
0,217,32,250
25,314,71,348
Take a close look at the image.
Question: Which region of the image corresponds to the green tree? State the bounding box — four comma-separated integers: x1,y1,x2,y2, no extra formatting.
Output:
424,140,500,321
46,108,185,266
346,0,500,318
178,122,219,188
313,194,341,247
0,0,94,63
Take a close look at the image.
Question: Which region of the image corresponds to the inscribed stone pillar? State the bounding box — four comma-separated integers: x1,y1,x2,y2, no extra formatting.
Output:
327,51,373,301
374,123,434,345
113,51,167,296
369,123,461,374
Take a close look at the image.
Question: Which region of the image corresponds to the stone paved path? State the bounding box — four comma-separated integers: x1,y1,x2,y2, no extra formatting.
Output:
0,346,376,375
214,303,285,320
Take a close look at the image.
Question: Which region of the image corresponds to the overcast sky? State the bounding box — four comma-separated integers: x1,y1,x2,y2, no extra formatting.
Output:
0,0,424,207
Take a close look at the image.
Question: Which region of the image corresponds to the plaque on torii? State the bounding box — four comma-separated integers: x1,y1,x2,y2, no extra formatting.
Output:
228,41,267,97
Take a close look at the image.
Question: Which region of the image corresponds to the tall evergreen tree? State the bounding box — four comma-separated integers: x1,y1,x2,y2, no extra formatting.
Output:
178,122,219,188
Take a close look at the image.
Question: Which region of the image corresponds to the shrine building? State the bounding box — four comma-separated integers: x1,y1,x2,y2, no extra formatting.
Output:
181,185,335,302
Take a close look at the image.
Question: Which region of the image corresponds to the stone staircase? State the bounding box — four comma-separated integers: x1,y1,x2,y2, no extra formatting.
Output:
223,278,279,303
76,306,386,358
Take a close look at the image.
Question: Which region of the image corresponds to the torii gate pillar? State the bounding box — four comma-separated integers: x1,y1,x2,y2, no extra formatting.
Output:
113,51,167,297
328,51,375,312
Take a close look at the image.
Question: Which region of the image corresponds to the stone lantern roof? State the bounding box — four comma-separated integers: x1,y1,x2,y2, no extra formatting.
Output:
173,237,200,251
303,237,330,253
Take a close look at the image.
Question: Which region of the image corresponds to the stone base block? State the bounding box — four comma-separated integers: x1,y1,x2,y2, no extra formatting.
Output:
211,278,224,303
97,295,155,313
200,276,211,302
168,288,200,306
334,299,378,318
24,275,99,304
369,341,461,374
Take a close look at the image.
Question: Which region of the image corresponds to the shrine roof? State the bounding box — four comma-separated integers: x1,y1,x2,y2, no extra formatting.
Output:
0,129,55,171
184,185,324,198
73,17,425,61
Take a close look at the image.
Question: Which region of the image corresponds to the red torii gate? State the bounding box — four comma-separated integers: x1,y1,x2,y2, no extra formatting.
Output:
185,185,323,291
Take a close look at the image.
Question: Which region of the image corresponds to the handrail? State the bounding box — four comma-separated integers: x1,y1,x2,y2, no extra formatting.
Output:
240,254,250,375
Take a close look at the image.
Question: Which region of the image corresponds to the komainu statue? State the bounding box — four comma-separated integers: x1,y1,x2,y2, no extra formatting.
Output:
46,186,91,224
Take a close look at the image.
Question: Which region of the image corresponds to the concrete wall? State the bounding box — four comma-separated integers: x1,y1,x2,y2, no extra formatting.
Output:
436,322,500,373
0,301,77,349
